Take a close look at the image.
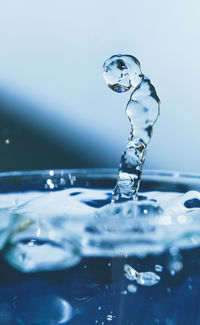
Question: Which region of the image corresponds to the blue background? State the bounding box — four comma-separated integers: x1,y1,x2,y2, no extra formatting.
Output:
0,0,199,172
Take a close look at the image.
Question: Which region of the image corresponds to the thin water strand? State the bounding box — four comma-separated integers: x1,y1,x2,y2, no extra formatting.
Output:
103,54,160,202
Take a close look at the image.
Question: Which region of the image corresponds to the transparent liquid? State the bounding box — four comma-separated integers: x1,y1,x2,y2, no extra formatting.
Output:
103,55,160,202
0,183,200,324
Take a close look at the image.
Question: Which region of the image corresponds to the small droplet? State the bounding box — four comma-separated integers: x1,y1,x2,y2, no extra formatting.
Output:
121,290,127,295
5,139,10,144
188,285,192,290
127,284,137,293
166,288,171,293
155,264,163,272
98,306,102,311
108,262,112,267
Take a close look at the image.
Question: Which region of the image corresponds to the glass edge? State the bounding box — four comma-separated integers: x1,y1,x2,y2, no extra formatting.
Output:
0,168,199,181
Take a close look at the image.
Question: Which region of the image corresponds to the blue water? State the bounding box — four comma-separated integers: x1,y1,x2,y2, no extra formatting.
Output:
0,247,199,324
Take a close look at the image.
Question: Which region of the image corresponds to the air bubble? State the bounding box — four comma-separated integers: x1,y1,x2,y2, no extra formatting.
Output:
155,264,163,272
106,315,116,321
127,284,137,293
124,264,160,286
124,264,138,281
136,271,160,287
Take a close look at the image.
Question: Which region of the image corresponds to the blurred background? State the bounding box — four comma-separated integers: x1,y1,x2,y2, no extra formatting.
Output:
0,0,199,173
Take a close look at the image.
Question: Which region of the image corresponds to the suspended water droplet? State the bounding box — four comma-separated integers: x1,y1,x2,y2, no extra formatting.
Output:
103,54,160,202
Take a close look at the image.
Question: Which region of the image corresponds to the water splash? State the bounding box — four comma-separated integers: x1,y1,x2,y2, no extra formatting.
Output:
103,54,160,202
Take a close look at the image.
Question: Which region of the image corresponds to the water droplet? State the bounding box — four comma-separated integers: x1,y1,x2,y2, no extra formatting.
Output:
188,285,192,290
98,306,102,310
121,290,127,295
166,288,171,293
108,262,112,267
103,54,160,202
155,264,163,272
5,139,10,144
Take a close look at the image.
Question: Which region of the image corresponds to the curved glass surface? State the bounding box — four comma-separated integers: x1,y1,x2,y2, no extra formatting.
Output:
0,169,199,324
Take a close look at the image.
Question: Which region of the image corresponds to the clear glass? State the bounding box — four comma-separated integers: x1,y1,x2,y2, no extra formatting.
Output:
0,169,200,325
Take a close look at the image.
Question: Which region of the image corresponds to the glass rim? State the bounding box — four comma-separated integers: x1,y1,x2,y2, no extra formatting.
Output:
0,168,199,184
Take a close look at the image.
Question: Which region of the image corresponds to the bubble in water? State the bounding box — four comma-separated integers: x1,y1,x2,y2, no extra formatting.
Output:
103,54,160,202
124,264,160,286
124,264,138,281
168,247,183,274
155,264,163,272
136,271,160,286
127,284,137,293
4,219,81,272
106,315,116,321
